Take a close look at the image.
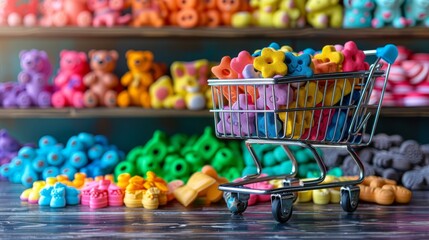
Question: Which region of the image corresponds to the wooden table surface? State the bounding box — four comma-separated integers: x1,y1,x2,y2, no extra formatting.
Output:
1,181,429,239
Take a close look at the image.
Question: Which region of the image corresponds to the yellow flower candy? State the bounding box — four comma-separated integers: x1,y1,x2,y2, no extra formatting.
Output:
314,45,344,72
254,48,288,78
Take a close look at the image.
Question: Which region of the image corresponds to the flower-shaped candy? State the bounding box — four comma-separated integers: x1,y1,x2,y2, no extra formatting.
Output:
301,106,334,141
341,41,369,72
211,56,239,79
211,56,241,102
216,94,256,136
279,106,313,139
314,45,344,72
242,64,261,79
254,48,288,78
256,84,293,110
253,42,294,57
296,82,323,108
231,51,253,78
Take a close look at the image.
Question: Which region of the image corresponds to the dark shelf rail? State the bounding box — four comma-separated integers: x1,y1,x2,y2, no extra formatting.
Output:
0,26,428,39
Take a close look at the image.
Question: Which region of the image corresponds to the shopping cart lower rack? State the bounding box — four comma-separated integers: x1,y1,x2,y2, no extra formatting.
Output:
208,44,398,223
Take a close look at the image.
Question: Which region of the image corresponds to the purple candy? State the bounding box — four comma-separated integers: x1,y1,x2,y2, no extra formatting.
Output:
217,94,256,136
256,84,293,110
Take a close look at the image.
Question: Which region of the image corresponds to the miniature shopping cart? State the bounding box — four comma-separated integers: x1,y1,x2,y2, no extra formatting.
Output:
208,44,398,223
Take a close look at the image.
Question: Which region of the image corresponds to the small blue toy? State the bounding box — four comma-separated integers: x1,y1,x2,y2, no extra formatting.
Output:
343,0,375,28
38,186,53,206
405,0,429,27
285,52,313,77
257,113,282,138
64,184,80,205
326,110,347,142
372,0,407,28
69,151,88,169
50,184,66,208
42,166,60,179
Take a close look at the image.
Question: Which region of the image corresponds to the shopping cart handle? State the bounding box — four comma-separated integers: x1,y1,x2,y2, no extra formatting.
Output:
376,44,398,64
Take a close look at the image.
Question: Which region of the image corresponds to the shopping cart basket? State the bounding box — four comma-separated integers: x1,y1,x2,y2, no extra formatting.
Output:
208,44,398,223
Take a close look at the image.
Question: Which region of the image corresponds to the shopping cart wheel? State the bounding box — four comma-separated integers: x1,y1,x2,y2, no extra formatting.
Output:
223,191,249,215
283,178,300,203
340,185,360,212
271,193,294,223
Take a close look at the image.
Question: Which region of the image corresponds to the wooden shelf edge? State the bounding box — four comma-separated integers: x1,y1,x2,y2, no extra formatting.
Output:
0,26,428,39
1,107,429,118
0,108,213,119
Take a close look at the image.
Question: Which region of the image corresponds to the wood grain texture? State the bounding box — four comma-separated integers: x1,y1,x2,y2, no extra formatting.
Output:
1,181,429,239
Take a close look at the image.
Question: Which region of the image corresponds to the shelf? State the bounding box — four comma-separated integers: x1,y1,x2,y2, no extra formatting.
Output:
0,107,429,118
0,26,428,39
0,108,212,119
378,106,429,117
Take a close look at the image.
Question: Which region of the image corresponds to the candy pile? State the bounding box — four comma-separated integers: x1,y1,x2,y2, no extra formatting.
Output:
114,127,243,183
0,129,28,176
241,143,342,179
322,133,429,190
371,46,429,107
0,132,124,188
211,41,370,141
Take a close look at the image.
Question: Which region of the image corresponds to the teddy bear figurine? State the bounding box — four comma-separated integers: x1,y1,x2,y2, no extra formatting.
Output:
87,0,131,27
83,50,120,108
372,0,407,28
8,49,53,108
170,60,210,110
117,50,155,108
343,0,375,28
51,50,90,108
274,0,306,28
405,0,429,27
0,0,38,27
39,0,92,27
130,0,165,27
305,0,343,28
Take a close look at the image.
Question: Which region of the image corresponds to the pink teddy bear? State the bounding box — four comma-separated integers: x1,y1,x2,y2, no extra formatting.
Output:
83,50,120,107
39,0,92,27
51,50,90,108
88,0,131,27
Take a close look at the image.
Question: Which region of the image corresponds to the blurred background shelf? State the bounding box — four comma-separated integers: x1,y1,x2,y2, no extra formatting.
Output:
0,108,212,118
1,107,429,118
0,26,428,39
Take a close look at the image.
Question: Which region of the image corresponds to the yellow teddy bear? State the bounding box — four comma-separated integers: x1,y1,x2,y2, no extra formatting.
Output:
117,50,154,108
305,0,343,28
273,0,306,28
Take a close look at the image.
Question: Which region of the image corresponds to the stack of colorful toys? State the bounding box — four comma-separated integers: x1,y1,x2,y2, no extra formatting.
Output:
0,132,124,188
113,127,243,183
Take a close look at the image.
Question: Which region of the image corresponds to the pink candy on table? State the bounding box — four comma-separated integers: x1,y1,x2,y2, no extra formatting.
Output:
234,174,274,206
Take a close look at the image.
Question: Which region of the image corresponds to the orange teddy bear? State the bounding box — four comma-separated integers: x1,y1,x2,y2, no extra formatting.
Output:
117,50,154,108
130,0,165,27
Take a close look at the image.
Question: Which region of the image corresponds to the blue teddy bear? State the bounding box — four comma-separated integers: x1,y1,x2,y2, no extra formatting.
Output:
343,0,375,28
372,0,407,28
405,0,429,27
